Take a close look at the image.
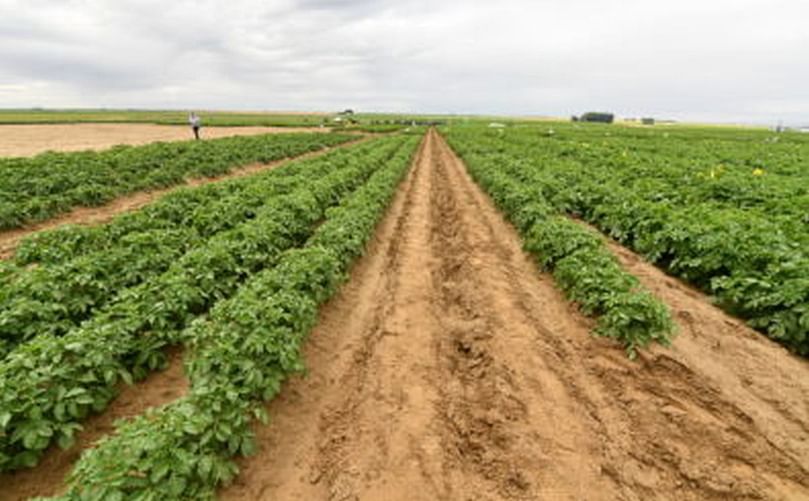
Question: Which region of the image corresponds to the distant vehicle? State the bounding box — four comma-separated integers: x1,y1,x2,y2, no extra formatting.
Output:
579,112,615,124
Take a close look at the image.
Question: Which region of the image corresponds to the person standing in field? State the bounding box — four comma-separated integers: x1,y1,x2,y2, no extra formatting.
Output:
189,112,202,140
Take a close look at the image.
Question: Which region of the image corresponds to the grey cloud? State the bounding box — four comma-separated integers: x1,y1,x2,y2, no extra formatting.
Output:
0,0,807,124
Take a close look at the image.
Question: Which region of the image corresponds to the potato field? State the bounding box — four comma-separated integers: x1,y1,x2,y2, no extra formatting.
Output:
0,121,807,500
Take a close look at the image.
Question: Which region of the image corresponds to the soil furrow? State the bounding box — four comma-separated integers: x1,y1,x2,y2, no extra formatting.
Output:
216,128,809,500
221,130,615,500
220,132,432,500
430,132,616,499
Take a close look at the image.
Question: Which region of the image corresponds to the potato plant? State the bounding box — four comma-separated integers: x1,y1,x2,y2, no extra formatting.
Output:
0,138,403,358
0,135,413,472
443,131,675,357
445,123,809,355
44,136,420,500
0,132,352,230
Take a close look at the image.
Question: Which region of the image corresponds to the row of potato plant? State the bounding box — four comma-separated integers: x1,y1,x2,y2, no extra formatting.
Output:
47,135,422,500
442,130,675,357
0,138,381,358
450,124,809,354
0,132,351,230
0,135,411,471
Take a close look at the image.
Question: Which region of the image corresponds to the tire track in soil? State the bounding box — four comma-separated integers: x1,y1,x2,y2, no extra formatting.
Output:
427,130,610,500
219,130,614,500
0,348,188,501
0,137,368,260
219,129,809,500
596,230,809,498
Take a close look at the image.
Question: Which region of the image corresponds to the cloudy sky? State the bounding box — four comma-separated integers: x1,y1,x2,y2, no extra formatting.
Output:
1,0,807,124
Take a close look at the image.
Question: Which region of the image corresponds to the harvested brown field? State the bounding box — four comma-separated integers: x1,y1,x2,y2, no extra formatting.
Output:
0,123,326,157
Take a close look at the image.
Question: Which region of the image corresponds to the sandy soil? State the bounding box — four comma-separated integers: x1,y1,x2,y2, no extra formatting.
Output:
0,123,327,157
0,349,188,501
0,138,365,260
219,130,809,500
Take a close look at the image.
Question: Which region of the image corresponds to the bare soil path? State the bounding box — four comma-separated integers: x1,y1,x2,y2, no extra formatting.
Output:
0,348,188,501
0,137,365,260
0,123,326,158
219,130,809,501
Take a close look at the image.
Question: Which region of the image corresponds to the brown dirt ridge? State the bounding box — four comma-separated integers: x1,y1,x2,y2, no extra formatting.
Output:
219,129,809,501
0,137,366,260
0,123,326,158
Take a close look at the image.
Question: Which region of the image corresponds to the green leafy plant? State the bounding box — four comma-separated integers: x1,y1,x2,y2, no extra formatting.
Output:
444,128,676,357
44,135,420,499
0,132,353,230
0,135,414,472
443,122,809,355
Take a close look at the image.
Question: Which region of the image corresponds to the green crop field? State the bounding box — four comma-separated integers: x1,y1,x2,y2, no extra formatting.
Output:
1,119,808,500
3,0,808,496
0,109,332,127
443,121,809,355
0,134,420,491
0,133,353,230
